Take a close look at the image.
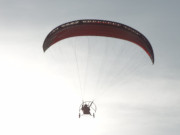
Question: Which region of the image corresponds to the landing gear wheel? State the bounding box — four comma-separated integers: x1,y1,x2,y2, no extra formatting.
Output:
93,113,95,118
79,113,80,118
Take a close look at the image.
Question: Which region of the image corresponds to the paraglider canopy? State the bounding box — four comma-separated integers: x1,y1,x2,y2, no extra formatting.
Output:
43,19,154,64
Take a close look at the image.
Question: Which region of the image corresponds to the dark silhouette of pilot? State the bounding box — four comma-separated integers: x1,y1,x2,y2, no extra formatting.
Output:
82,104,90,114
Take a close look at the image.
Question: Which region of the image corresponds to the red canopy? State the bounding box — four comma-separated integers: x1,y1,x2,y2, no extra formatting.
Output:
43,19,154,64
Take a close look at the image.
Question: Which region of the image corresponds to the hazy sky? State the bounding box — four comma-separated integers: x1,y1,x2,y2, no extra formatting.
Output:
0,0,180,135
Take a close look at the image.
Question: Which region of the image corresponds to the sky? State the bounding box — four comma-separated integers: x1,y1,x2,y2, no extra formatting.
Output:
0,0,180,135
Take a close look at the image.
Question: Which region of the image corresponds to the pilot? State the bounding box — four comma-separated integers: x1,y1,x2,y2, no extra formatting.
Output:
82,104,90,114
